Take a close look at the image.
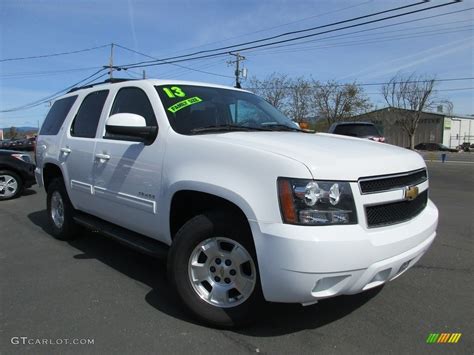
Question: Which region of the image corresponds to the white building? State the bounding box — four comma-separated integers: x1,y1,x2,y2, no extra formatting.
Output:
353,108,474,148
442,114,474,148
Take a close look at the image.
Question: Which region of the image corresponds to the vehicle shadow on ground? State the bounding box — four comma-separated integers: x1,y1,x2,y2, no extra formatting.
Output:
28,209,382,336
22,188,37,197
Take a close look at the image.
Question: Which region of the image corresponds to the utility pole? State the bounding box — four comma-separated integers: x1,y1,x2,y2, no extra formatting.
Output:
109,43,114,80
228,52,246,88
142,70,146,79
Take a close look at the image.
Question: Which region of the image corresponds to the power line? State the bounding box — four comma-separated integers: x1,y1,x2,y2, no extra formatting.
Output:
159,58,228,78
0,44,110,63
244,7,474,55
248,26,473,57
0,69,107,113
114,43,234,78
120,1,428,67
157,0,374,57
120,1,462,69
2,76,472,115
4,13,468,80
0,66,104,79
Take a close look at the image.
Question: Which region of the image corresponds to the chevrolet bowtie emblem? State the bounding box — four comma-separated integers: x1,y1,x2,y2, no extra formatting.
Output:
404,186,419,201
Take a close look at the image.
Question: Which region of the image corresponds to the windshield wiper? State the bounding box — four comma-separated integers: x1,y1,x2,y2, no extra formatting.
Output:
190,125,272,134
263,124,308,132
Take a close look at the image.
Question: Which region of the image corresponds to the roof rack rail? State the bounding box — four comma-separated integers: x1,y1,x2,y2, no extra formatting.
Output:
67,78,135,93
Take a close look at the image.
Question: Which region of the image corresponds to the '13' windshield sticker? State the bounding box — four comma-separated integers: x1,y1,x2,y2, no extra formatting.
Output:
167,96,203,113
163,86,186,98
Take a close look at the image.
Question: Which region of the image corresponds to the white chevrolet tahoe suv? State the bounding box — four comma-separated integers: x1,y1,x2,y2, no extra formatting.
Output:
35,79,438,327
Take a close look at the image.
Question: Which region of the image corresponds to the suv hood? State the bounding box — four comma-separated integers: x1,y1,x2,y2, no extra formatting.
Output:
196,132,425,180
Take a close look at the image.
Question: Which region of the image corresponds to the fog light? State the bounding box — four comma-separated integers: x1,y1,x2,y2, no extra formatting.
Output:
299,210,350,225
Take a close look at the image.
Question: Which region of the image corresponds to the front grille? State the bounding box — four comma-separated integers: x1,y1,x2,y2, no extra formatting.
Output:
365,190,428,228
359,169,427,194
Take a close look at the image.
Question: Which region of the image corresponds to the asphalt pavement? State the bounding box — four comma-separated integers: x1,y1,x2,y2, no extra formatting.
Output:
0,162,473,354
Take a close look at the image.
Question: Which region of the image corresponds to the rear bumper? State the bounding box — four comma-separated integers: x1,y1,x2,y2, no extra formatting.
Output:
250,199,438,304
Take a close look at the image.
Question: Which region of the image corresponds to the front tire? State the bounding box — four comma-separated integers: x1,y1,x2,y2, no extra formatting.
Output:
0,170,23,201
47,178,78,240
168,211,262,327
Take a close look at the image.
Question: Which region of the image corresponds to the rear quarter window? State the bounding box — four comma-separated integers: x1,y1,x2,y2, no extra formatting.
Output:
40,95,77,135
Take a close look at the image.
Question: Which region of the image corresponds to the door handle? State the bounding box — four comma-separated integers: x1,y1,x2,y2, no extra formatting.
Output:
95,153,111,161
60,147,71,154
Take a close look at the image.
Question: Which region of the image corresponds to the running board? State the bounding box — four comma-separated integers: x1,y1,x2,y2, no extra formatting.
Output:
73,212,169,259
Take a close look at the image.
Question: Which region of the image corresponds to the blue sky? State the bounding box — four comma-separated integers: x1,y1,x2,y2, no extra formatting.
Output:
0,0,473,128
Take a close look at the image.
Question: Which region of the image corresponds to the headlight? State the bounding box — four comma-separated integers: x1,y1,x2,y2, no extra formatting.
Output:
278,178,357,225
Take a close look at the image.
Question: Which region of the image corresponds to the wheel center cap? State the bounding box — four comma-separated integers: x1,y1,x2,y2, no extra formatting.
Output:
219,267,225,278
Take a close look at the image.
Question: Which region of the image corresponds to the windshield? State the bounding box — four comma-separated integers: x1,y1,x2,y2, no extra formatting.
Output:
156,85,299,135
333,124,380,137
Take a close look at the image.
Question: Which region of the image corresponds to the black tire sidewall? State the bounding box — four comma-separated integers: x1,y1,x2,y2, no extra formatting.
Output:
168,211,263,328
46,179,77,240
0,170,23,201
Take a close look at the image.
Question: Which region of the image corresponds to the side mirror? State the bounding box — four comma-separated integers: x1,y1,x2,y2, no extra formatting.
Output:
105,113,158,145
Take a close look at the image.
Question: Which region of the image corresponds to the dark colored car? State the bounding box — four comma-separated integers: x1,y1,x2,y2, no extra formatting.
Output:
11,137,36,151
457,142,472,152
1,140,12,149
328,122,385,142
7,139,22,150
414,142,458,153
0,149,36,200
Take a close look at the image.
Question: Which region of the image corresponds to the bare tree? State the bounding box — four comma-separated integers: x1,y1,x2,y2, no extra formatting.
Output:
382,73,437,149
312,80,371,125
287,77,313,123
248,73,290,111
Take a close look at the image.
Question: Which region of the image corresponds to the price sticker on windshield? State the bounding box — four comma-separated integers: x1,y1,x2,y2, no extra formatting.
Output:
167,96,203,113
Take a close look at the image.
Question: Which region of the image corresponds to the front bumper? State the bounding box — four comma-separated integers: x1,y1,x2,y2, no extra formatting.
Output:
18,163,36,188
250,199,438,304
34,167,43,188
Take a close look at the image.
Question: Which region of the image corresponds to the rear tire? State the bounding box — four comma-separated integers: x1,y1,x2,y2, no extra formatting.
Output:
0,170,23,201
47,178,79,241
168,211,263,328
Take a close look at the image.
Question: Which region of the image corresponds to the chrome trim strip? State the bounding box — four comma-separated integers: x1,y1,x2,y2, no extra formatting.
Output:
70,180,93,194
93,186,156,214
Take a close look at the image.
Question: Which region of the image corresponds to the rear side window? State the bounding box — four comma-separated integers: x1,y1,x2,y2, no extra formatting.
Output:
110,87,157,126
71,90,109,138
40,96,77,135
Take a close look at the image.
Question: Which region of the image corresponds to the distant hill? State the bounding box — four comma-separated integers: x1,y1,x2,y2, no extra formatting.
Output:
1,126,38,139
1,126,38,132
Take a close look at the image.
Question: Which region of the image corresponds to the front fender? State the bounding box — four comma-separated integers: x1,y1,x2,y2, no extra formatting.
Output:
159,132,313,242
